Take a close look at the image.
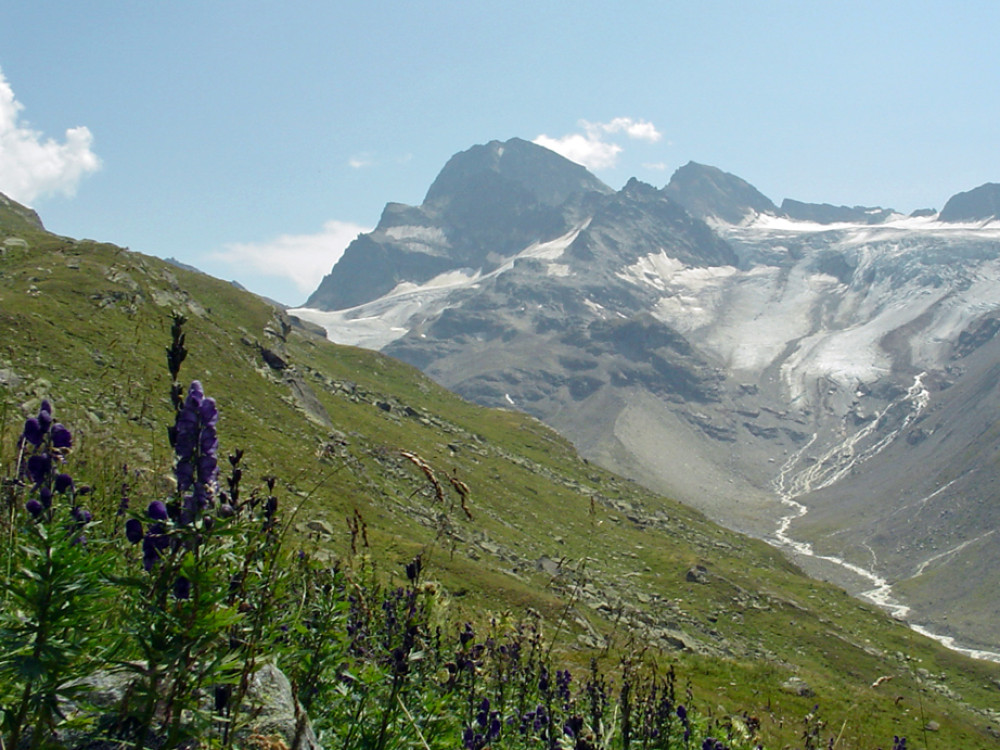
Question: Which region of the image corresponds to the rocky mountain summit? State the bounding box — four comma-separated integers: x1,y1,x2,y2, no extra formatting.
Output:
938,182,1000,223
294,138,1000,655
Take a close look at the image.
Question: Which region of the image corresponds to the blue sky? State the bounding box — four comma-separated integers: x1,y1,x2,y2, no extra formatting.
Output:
2,1,999,305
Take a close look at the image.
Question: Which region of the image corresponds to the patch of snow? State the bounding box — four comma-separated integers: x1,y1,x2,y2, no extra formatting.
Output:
747,212,1000,237
383,225,448,243
546,263,571,277
291,222,593,351
387,268,481,296
518,220,590,262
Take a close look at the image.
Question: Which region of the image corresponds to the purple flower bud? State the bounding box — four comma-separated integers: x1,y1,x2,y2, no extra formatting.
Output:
173,576,191,599
25,498,43,518
125,518,144,544
54,473,74,494
71,506,92,526
185,381,204,408
147,500,169,521
460,623,475,646
219,503,235,518
22,417,43,446
51,424,72,449
37,405,52,433
27,454,51,486
39,487,53,509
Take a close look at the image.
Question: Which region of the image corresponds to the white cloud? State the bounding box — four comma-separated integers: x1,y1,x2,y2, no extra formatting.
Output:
533,132,622,170
0,69,101,205
348,153,373,169
533,117,663,170
211,220,370,296
594,117,662,143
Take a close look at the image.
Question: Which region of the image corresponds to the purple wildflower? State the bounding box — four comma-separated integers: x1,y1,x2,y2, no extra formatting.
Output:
54,473,74,494
25,498,43,518
39,487,53,509
22,417,43,446
197,453,217,486
37,404,52,433
142,529,167,571
564,715,585,738
26,454,51,487
51,424,72,449
198,395,218,427
147,500,169,521
460,623,475,646
171,382,220,518
476,698,490,727
533,704,548,732
557,668,572,703
71,506,92,526
125,518,144,544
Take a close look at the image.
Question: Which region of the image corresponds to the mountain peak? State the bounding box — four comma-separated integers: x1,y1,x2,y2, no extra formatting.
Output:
423,137,612,208
663,162,777,224
938,182,1000,223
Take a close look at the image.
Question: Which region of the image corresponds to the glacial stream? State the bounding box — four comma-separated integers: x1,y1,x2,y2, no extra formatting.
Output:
770,374,1000,663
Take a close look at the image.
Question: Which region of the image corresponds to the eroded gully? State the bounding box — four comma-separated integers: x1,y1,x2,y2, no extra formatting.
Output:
770,373,1000,663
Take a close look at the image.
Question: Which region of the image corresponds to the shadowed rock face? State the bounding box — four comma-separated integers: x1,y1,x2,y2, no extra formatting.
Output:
938,182,1000,222
296,141,1000,651
663,162,778,224
779,199,897,224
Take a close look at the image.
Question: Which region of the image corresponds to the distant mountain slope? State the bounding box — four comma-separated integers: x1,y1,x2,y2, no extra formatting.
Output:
295,142,1000,655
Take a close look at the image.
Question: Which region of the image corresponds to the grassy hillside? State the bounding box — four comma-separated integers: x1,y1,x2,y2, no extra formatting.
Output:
2,203,1000,747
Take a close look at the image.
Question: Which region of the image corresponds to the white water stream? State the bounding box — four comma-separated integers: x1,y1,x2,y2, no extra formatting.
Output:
771,374,1000,663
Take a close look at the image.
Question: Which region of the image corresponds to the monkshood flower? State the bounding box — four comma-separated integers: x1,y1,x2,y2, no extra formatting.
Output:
125,518,144,544
18,400,87,526
172,381,219,520
51,424,72,449
147,500,169,522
